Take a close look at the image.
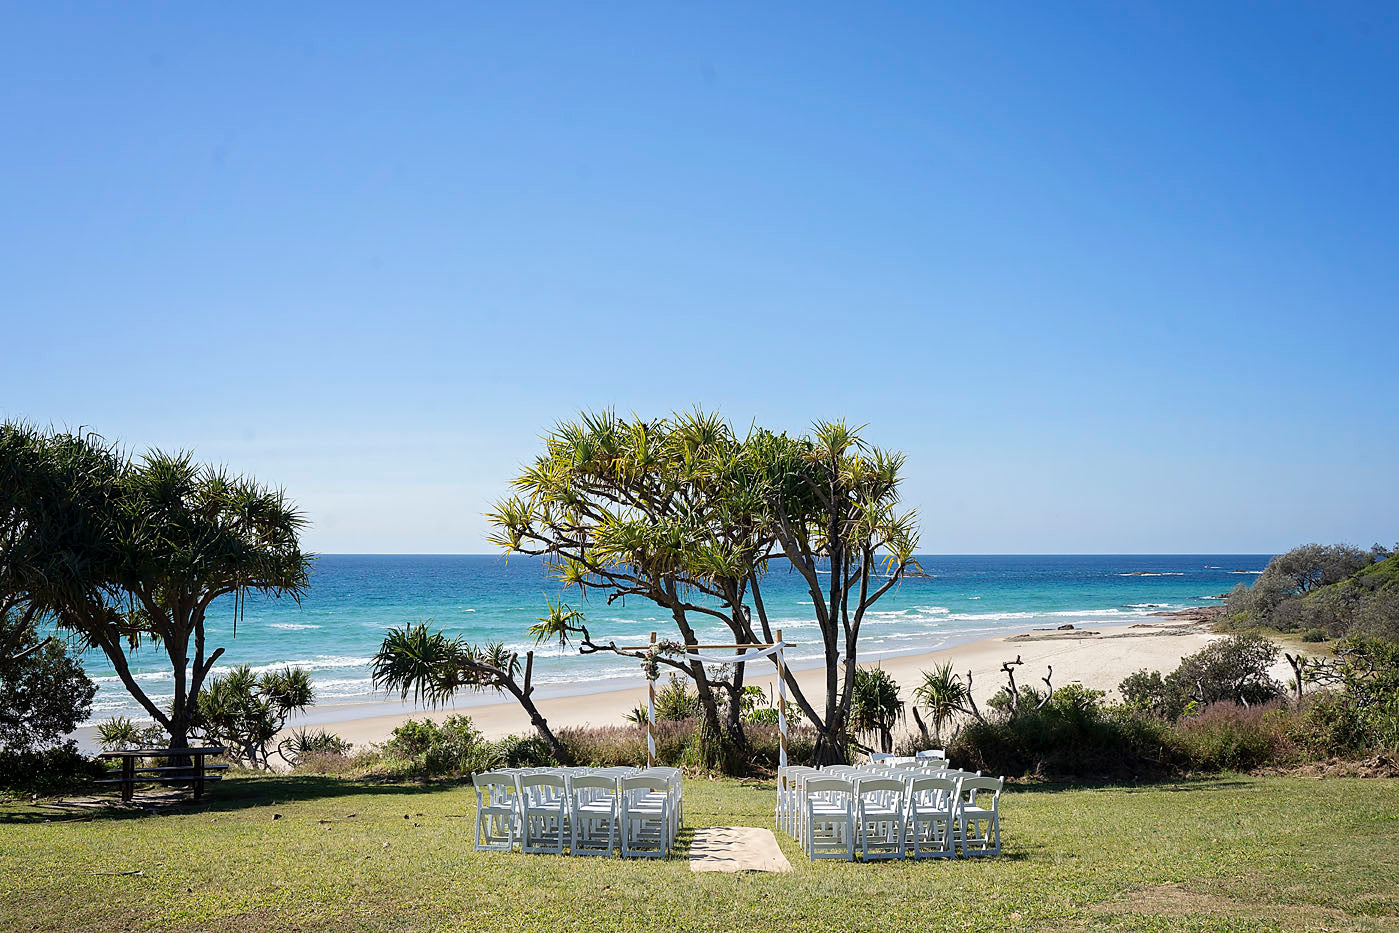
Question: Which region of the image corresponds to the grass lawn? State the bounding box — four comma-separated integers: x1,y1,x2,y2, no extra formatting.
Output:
2,774,1397,932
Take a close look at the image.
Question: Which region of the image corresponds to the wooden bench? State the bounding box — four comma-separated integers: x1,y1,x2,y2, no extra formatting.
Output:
95,747,229,802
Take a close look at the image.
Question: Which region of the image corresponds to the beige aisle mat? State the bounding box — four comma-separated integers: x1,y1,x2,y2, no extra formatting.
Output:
688,826,793,873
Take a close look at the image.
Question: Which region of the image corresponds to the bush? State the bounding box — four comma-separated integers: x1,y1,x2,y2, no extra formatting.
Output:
382,715,498,778
0,742,107,796
1293,638,1399,755
279,728,351,768
492,734,555,768
1301,628,1327,643
949,685,1181,779
1170,702,1298,772
558,719,820,772
0,634,96,753
1119,669,1189,720
1170,633,1283,707
95,716,168,751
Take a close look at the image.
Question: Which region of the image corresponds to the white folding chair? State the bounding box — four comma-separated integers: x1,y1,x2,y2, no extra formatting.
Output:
906,775,959,858
645,766,683,841
784,767,817,839
957,776,1003,856
471,771,520,852
804,777,855,861
915,749,947,761
517,772,568,855
569,774,620,857
620,775,671,858
854,777,906,861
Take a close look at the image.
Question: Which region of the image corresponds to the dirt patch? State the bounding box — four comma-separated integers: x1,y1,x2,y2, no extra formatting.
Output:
1094,883,1360,929
1257,754,1399,780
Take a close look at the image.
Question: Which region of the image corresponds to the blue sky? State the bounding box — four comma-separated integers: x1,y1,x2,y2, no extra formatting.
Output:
3,2,1395,553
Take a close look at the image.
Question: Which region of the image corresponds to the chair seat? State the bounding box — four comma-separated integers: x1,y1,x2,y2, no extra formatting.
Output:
962,807,995,818
577,802,616,815
860,806,900,819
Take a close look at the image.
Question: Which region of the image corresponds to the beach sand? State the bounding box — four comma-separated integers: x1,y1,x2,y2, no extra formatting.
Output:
286,615,1239,749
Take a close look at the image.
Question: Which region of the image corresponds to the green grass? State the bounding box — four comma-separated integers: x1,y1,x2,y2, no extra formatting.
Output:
2,774,1397,932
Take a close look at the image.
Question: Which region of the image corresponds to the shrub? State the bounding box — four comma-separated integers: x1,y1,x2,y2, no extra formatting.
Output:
1170,702,1298,772
1119,669,1189,720
0,742,107,796
948,690,1179,780
279,729,351,768
558,719,820,772
196,665,315,768
382,715,498,778
95,716,169,751
491,734,555,768
1301,628,1327,643
1293,638,1399,755
745,708,780,726
0,634,96,754
1169,633,1284,707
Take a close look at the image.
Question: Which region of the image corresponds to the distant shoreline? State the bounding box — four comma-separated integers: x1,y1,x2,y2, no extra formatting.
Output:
282,611,1250,752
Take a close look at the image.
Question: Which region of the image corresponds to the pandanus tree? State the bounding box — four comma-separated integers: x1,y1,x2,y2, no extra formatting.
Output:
372,619,571,765
196,664,314,768
849,666,904,753
0,422,311,750
913,661,977,745
488,409,919,768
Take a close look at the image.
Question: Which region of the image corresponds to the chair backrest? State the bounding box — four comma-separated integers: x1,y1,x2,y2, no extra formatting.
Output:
909,775,958,797
473,771,519,805
960,776,1003,807
855,777,905,796
569,775,619,793
915,749,946,760
804,777,853,796
621,775,669,794
869,752,893,762
518,773,566,791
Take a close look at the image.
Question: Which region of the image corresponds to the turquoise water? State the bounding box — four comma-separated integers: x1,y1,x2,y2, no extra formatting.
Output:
78,554,1267,722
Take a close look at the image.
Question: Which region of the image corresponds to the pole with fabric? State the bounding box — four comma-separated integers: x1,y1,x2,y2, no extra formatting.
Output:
647,631,657,768
775,629,788,769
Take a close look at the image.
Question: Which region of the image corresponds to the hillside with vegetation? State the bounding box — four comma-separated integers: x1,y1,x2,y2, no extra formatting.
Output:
1224,543,1399,641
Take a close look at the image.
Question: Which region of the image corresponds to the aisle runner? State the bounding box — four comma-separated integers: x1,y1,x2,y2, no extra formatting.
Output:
688,826,793,873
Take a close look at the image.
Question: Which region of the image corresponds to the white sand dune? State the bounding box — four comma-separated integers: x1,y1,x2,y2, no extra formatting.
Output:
291,616,1253,749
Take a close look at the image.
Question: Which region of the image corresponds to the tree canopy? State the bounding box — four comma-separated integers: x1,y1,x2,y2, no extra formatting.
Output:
487,409,920,766
0,422,311,749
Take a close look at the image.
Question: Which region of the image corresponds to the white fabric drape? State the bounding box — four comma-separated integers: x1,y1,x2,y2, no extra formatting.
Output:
683,641,786,664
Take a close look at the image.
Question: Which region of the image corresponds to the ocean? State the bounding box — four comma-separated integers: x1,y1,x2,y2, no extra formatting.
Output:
77,554,1267,723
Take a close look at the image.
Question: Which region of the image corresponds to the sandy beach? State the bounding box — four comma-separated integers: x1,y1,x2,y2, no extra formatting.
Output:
282,613,1244,749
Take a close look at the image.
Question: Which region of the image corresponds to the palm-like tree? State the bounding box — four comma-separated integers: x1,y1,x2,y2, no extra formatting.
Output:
372,620,570,764
849,665,904,753
2,424,311,749
914,662,973,746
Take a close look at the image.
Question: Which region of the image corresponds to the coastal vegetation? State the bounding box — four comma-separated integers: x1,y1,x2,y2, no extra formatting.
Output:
3,772,1397,932
1224,543,1398,641
484,409,920,770
0,423,311,751
371,620,572,764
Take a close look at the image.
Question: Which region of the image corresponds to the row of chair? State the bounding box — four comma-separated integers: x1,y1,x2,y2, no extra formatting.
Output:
778,758,1004,861
472,767,682,858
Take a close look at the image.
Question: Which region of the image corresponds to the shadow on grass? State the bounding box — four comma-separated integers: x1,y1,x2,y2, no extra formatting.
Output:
1005,776,1254,795
1,774,471,825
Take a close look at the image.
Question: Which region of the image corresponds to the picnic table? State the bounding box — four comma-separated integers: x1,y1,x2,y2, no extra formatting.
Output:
95,747,229,802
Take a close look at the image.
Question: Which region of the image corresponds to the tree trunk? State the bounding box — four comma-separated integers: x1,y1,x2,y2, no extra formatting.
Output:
505,681,571,766
689,659,747,773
